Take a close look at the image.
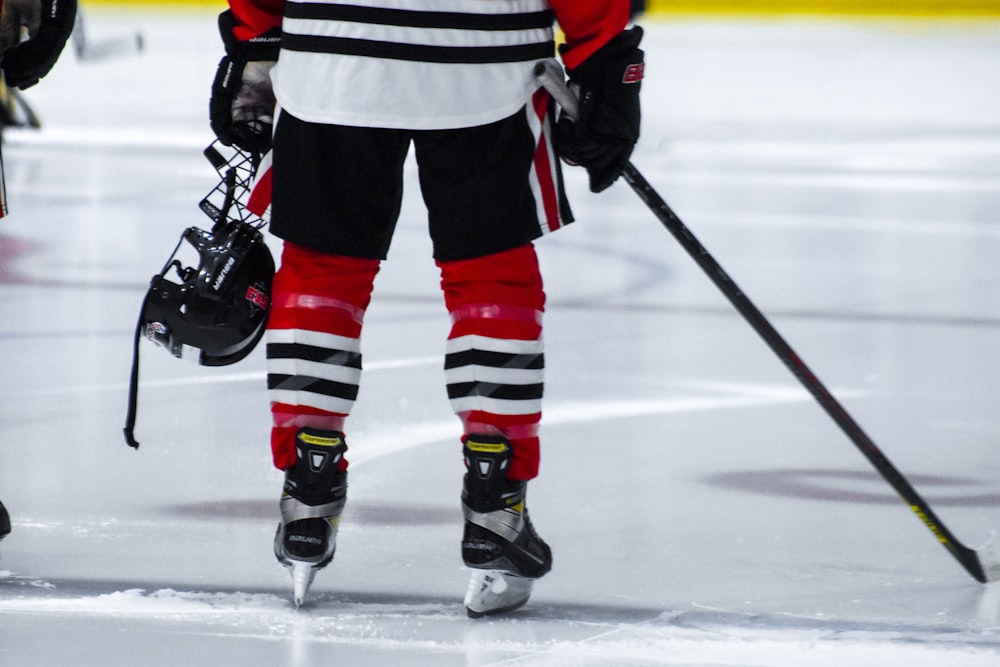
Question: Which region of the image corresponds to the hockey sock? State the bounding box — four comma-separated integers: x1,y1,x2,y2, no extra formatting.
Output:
266,242,379,471
438,243,545,481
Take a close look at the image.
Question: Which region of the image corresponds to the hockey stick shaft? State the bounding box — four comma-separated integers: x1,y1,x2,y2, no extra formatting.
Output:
535,60,997,583
621,163,991,582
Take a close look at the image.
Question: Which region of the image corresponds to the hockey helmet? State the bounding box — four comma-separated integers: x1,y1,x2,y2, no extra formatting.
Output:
124,142,274,448
140,141,273,365
140,219,273,366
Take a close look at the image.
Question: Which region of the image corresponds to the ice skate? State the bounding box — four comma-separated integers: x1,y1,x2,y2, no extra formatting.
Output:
461,435,551,618
273,428,348,608
0,499,10,542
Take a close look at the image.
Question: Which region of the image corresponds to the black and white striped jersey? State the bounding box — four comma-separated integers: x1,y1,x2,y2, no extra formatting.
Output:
272,0,556,129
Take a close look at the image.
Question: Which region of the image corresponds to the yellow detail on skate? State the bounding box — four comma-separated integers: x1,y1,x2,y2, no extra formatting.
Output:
467,441,508,454
299,433,343,448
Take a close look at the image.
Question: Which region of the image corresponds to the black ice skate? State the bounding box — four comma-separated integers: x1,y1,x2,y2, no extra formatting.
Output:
461,434,552,618
273,428,347,608
0,499,10,542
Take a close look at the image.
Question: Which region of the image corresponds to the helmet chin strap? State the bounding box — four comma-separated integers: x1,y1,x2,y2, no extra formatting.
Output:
123,308,144,449
122,232,188,450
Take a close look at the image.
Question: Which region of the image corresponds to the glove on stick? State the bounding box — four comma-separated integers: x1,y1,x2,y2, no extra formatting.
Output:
210,9,280,155
1,0,76,90
553,26,644,193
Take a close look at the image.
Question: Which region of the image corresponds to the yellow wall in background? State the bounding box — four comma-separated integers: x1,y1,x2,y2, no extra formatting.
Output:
87,0,225,7
88,0,1000,17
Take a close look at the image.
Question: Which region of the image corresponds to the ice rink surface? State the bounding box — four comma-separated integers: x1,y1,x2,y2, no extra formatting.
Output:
1,7,1000,666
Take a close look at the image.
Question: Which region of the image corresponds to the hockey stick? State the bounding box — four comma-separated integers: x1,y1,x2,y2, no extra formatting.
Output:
535,59,1000,584
72,11,144,63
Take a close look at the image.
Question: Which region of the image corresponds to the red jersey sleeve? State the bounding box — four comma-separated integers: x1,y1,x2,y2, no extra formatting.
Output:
549,0,630,69
228,0,285,40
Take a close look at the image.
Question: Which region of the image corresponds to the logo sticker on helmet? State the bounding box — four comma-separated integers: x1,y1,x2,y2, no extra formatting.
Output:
246,284,270,310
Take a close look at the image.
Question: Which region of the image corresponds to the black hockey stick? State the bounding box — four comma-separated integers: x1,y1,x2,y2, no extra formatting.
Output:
535,59,1000,583
72,11,144,63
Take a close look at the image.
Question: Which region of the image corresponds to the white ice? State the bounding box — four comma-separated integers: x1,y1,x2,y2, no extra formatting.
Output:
1,7,999,666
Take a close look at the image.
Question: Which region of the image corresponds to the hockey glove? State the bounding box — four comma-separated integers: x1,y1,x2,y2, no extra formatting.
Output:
0,0,76,90
0,0,41,55
210,10,280,155
553,26,644,193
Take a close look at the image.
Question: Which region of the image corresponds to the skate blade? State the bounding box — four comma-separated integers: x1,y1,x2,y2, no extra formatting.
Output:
464,570,534,618
289,561,318,608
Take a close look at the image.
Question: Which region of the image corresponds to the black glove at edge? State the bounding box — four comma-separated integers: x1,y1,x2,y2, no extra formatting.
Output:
553,26,644,193
210,9,281,155
2,0,77,90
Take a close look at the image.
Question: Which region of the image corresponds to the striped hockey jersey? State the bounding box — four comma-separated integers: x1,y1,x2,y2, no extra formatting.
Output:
227,0,629,129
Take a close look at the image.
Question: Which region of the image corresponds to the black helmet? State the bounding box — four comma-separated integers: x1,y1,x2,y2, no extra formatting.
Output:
124,142,274,448
141,219,273,366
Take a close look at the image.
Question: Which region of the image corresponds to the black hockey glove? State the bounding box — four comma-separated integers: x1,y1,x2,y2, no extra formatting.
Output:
1,0,77,90
0,0,40,55
553,26,644,193
210,10,280,155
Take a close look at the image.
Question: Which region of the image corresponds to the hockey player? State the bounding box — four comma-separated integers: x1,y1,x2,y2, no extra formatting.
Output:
210,0,642,615
0,0,76,537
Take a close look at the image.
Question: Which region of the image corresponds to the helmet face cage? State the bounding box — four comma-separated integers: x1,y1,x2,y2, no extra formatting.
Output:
199,142,263,228
140,142,274,366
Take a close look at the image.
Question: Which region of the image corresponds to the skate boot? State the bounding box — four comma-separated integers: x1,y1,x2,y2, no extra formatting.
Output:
0,499,10,542
273,428,348,608
461,435,552,618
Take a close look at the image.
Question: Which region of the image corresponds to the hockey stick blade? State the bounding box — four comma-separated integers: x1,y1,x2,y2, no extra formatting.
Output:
72,12,144,63
74,34,144,62
535,59,1000,584
976,532,1000,582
